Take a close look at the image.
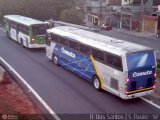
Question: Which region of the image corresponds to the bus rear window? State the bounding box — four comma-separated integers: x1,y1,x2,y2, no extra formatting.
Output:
127,51,156,70
32,24,48,35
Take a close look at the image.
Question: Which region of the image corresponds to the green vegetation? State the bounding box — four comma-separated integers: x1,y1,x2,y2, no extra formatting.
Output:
0,0,84,24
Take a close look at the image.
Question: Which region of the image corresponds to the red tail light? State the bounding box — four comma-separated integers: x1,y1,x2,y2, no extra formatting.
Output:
125,91,128,95
154,73,157,79
153,85,156,89
125,78,129,94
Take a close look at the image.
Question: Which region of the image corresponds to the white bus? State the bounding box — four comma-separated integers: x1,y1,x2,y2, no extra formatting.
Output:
4,15,48,48
46,26,157,99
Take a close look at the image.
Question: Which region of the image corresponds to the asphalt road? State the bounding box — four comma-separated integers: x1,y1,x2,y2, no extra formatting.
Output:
99,30,160,58
0,30,159,116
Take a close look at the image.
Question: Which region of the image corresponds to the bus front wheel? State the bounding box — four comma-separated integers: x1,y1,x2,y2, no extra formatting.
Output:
93,76,101,91
52,54,58,65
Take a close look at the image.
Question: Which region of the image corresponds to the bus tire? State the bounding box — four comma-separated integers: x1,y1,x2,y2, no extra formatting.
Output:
7,31,10,38
93,76,101,91
20,38,24,47
52,54,58,65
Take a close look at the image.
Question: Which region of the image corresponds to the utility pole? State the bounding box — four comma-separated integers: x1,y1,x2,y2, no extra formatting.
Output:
141,0,144,17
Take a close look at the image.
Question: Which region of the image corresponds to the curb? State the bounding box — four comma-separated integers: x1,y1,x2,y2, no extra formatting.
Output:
112,29,160,41
0,57,60,120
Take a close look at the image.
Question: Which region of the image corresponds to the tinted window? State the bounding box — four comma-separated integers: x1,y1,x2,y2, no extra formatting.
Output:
59,37,68,46
52,34,59,43
79,44,90,55
11,22,17,29
69,41,78,50
92,48,104,62
106,53,123,71
127,51,155,70
18,24,29,35
32,24,48,35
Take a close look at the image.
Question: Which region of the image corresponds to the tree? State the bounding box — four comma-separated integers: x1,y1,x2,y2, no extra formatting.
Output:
0,0,84,24
59,8,83,25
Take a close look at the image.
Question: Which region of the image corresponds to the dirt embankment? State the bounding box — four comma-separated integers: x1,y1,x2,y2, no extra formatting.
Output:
0,66,45,120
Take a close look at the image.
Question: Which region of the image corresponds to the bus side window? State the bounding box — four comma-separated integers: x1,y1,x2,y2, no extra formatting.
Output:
79,44,90,55
69,41,78,50
92,48,105,62
59,37,68,46
106,53,123,71
52,34,59,43
11,21,17,29
23,25,29,35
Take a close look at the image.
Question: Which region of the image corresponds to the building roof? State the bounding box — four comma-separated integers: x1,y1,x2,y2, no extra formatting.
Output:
4,15,46,26
47,26,153,56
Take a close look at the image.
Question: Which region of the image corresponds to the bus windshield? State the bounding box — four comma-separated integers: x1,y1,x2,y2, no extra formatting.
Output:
127,51,155,70
32,24,48,35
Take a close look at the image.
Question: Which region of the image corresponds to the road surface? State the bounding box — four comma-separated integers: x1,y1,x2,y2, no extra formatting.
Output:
0,29,159,118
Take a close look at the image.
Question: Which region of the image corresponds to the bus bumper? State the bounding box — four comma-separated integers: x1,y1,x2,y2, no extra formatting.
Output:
28,44,46,48
120,90,154,100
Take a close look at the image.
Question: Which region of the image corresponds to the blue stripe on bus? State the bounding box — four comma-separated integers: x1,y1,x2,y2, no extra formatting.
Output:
53,44,96,81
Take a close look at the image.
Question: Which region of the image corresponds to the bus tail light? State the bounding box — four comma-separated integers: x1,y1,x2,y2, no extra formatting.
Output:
153,85,156,89
125,91,128,95
154,73,157,80
125,78,129,95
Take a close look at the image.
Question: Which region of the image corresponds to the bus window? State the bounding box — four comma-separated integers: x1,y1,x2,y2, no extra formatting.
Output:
59,37,68,46
18,24,29,35
69,41,78,50
79,44,90,55
11,22,17,29
92,48,104,62
106,53,123,71
32,24,48,35
52,34,59,43
127,51,155,70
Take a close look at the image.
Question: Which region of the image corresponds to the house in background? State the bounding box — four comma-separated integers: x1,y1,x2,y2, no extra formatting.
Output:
84,0,107,28
120,0,153,31
84,0,121,28
84,0,156,33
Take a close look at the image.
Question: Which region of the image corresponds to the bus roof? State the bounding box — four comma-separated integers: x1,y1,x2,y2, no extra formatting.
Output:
47,26,153,56
4,15,46,26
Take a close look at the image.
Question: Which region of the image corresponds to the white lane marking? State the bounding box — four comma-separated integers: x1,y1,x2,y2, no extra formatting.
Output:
140,97,160,110
0,27,4,30
0,27,5,32
0,57,61,120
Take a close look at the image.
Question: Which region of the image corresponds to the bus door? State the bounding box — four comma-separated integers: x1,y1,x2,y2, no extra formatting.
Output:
126,51,156,94
10,22,17,41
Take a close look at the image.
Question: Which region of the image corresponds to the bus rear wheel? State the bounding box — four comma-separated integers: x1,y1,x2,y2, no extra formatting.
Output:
20,38,24,47
93,76,101,91
52,54,58,65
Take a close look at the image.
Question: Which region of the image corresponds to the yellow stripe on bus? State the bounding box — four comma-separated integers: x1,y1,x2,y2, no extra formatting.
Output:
90,55,105,90
127,87,154,94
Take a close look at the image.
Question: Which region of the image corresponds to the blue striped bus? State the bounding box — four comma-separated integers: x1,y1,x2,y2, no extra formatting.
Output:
46,26,157,99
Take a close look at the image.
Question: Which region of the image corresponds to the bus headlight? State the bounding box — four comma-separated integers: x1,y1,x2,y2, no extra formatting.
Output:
32,38,35,41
